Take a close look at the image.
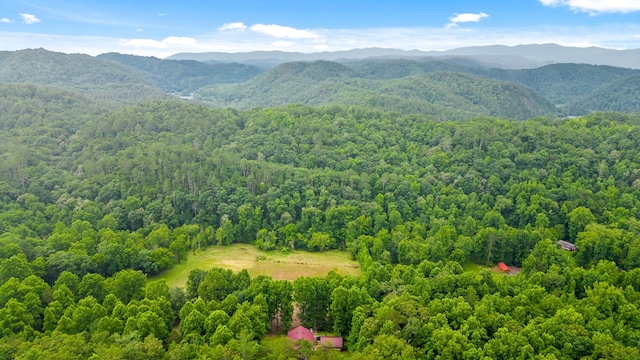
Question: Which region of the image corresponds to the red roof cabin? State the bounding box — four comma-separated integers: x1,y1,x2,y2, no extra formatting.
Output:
498,262,509,272
288,326,315,344
319,336,343,349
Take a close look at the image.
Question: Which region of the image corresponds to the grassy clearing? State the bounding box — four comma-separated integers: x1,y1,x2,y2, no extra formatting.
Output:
463,262,486,273
151,244,361,288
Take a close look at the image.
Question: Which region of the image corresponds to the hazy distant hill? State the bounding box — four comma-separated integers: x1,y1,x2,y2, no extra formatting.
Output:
441,44,640,69
195,61,559,120
344,59,640,109
345,58,477,79
167,48,434,68
168,48,546,69
98,52,264,94
0,49,167,103
476,63,640,105
168,44,640,69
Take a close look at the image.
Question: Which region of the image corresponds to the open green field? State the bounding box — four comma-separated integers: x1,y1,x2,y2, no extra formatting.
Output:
151,244,361,288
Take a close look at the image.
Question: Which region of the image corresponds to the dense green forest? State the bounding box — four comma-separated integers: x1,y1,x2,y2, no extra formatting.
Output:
2,72,640,358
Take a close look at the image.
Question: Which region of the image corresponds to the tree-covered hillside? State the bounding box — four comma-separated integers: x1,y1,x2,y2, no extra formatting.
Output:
0,49,167,104
344,58,484,80
3,49,640,118
569,74,640,113
195,62,559,120
344,59,640,109
97,53,264,94
479,63,639,107
194,58,640,118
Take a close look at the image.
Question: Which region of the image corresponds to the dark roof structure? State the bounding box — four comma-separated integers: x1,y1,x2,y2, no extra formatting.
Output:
557,240,576,251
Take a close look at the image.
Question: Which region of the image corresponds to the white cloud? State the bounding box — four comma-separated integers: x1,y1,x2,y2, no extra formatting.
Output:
136,28,143,32
556,40,601,47
20,14,40,24
250,24,319,39
218,22,247,31
540,0,640,14
272,40,294,47
1,18,13,24
120,36,198,49
448,12,489,27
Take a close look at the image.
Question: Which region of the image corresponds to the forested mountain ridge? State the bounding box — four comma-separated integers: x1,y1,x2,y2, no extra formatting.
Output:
569,74,640,113
476,63,640,109
0,49,168,104
97,52,264,94
195,62,560,120
2,48,640,117
193,58,640,117
347,59,640,107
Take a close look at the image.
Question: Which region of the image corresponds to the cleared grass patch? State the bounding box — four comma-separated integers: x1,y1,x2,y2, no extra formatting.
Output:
463,262,486,273
151,243,361,288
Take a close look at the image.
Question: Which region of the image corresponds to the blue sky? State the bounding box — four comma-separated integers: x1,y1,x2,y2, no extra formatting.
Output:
1,0,640,57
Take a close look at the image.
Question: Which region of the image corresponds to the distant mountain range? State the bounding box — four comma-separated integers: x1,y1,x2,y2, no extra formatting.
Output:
168,43,640,69
2,46,640,119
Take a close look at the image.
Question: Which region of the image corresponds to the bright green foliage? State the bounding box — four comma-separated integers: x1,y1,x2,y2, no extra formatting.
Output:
145,279,172,301
0,299,34,336
330,286,374,336
197,270,228,302
2,76,640,359
106,269,146,304
568,206,597,241
204,310,230,338
363,334,417,359
294,276,333,331
179,309,206,338
211,325,234,346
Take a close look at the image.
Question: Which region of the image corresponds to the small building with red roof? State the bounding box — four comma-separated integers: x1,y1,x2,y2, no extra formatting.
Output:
498,262,509,272
287,326,315,344
319,336,343,349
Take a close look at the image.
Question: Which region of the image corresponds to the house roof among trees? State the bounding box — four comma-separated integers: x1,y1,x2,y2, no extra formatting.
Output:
319,336,343,348
287,326,315,343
